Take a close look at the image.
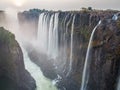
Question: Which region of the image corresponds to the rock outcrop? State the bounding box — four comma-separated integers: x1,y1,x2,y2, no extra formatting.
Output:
0,27,36,90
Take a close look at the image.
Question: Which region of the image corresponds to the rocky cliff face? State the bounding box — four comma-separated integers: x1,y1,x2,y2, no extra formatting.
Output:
18,9,120,90
87,16,120,90
56,10,119,90
0,27,36,90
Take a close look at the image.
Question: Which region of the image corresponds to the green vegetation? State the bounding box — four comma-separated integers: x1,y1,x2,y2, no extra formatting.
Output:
88,7,92,11
0,27,15,46
81,7,93,13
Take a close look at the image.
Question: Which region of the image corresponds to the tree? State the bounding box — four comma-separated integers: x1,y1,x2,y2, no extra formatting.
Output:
88,7,92,11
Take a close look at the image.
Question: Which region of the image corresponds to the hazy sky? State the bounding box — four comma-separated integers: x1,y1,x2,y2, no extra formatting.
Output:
0,0,120,11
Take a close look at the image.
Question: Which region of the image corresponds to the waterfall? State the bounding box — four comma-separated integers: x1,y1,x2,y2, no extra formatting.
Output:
80,20,101,90
66,15,76,76
112,14,118,21
65,14,73,33
48,14,54,56
48,13,59,59
37,12,76,77
37,12,59,59
51,13,59,58
62,13,71,72
37,13,49,53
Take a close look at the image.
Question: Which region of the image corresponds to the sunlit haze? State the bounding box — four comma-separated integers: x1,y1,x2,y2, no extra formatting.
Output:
12,0,25,7
0,0,120,11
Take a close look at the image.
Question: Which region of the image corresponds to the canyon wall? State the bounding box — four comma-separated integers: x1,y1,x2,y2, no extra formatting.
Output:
0,27,36,90
18,9,120,90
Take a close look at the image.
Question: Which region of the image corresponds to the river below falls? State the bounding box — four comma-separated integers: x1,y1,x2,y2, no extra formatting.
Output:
21,46,58,90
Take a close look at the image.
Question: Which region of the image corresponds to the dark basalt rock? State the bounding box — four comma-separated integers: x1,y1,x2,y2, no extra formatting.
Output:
0,27,36,90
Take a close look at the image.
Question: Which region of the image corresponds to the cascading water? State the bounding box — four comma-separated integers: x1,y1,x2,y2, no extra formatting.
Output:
66,15,76,76
51,13,59,58
37,12,59,59
80,20,101,90
48,14,54,56
112,13,118,21
62,13,71,73
37,13,48,52
37,12,78,77
63,14,73,74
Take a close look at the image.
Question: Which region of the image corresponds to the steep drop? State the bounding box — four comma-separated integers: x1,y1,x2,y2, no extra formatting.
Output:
81,20,101,90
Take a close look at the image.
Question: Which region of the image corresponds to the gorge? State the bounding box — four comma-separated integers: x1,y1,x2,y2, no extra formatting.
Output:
0,9,120,90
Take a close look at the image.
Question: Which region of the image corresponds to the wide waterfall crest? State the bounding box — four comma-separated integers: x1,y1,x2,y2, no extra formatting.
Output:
37,12,78,78
80,20,101,90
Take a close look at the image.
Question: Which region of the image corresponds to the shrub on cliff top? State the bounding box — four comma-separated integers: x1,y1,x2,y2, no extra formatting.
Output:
81,7,93,13
88,7,93,11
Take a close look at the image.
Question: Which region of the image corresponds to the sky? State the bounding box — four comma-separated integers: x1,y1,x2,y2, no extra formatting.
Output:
0,0,120,11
